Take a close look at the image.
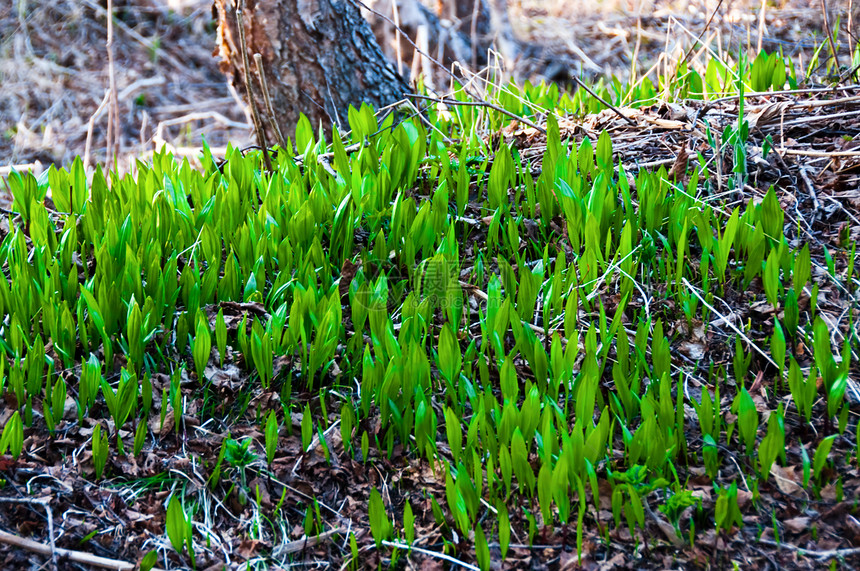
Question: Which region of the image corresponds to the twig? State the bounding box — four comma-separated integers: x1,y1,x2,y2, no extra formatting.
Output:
627,156,677,170
155,112,248,134
350,0,568,133
0,529,160,571
236,0,272,172
292,419,342,475
756,0,766,54
273,527,344,556
150,97,235,115
470,0,480,71
850,0,857,71
415,24,435,92
775,109,860,129
83,78,166,171
770,147,860,158
794,94,860,109
391,0,403,77
798,166,822,214
381,540,480,571
79,0,187,73
826,195,860,229
0,162,42,177
0,498,57,571
681,277,779,370
253,53,287,149
105,0,120,171
263,473,343,518
348,0,460,86
154,112,249,148
117,76,166,102
701,84,860,108
409,93,546,134
677,0,725,71
458,281,548,336
840,62,860,83
138,146,230,162
84,91,111,171
570,76,637,126
819,0,841,72
759,538,860,561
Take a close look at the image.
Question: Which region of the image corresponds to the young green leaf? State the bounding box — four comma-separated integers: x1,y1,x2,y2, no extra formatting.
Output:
368,488,391,547
166,495,186,553
403,501,415,544
265,410,278,466
497,500,510,560
813,435,836,480
302,403,313,452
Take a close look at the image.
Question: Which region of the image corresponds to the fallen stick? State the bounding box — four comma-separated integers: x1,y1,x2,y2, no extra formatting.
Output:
0,529,163,571
0,162,42,177
382,540,479,571
273,527,344,557
0,497,57,571
409,93,549,134
759,538,860,561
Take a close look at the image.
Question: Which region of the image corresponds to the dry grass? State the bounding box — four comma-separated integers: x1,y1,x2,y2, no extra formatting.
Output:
0,0,252,177
0,0,855,181
513,0,854,80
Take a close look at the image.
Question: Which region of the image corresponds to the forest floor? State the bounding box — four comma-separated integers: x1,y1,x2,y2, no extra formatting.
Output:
1,1,859,571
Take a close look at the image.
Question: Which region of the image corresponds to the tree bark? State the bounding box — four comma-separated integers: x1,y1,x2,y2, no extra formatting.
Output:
214,0,409,139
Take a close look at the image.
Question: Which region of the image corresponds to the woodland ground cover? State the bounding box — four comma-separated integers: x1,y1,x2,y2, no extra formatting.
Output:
1,5,860,571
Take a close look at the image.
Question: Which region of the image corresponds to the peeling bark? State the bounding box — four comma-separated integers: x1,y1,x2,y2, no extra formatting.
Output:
214,0,409,138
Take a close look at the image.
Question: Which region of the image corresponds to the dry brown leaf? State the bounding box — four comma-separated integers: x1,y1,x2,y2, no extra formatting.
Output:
339,258,358,299
668,141,689,180
678,338,706,360
745,101,793,129
783,516,810,534
770,464,803,496
205,363,244,391
820,483,839,501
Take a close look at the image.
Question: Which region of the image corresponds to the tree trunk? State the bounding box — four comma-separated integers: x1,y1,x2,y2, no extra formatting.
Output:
214,0,409,139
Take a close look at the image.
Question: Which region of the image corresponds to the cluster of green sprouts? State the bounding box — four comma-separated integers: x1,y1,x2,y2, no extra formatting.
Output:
0,45,857,569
